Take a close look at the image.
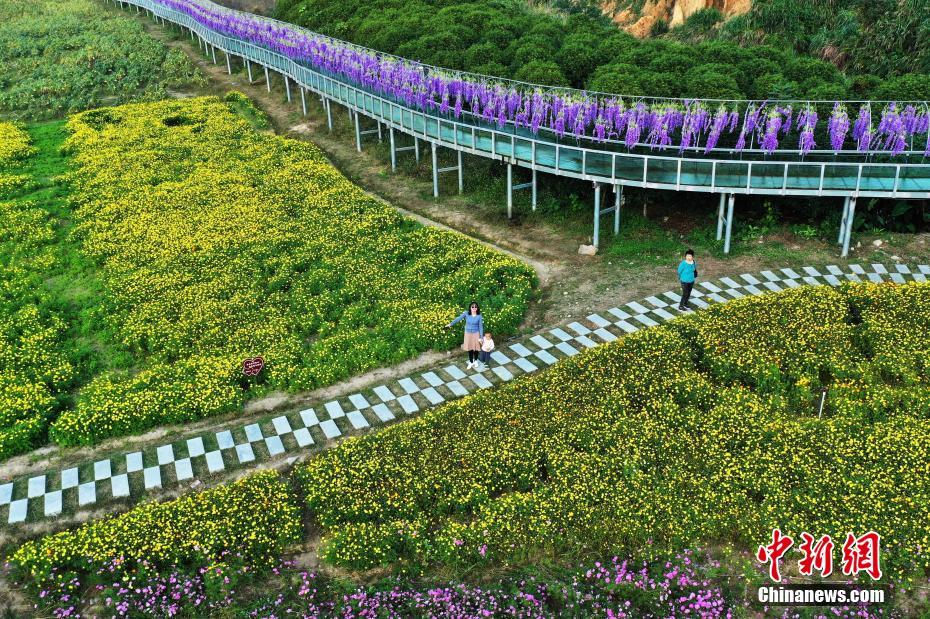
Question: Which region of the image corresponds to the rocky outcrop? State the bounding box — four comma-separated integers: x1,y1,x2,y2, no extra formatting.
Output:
605,0,751,37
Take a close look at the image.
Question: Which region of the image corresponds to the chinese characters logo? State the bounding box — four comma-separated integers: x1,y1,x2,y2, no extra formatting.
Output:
757,529,882,582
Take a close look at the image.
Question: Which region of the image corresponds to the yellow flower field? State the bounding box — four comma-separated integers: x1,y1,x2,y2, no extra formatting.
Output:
295,282,930,578
12,282,930,600
0,122,36,164
48,94,535,446
12,471,300,586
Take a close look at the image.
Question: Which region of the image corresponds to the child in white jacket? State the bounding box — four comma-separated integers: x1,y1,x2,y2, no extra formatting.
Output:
477,333,495,370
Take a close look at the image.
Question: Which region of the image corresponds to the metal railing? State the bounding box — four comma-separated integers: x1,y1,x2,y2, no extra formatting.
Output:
115,0,930,201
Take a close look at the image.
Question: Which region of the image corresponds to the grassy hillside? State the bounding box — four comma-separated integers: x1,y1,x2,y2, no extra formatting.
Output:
668,0,930,101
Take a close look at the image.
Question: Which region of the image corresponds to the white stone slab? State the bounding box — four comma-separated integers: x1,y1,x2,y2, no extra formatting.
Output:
398,377,420,394
421,387,444,405
94,459,112,481
216,431,235,450
44,491,62,517
346,411,370,430
111,474,130,498
61,468,80,490
445,382,469,398
586,313,611,327
143,466,162,489
205,451,225,473
300,408,320,427
529,335,553,349
349,393,372,408
78,481,96,505
244,423,263,442
0,482,13,505
324,400,346,418
372,403,396,421
174,458,194,481
156,444,174,465
271,417,292,436
421,372,443,388
293,428,314,447
320,419,342,439
235,443,255,463
397,395,419,414
27,476,45,499
126,452,144,472
8,499,27,523
264,435,286,456
187,437,206,458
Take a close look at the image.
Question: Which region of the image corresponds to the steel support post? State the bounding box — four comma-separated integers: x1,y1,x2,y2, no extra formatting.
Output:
457,151,464,194
414,137,420,164
300,88,307,116
716,193,726,241
530,169,538,211
211,45,217,65
264,66,271,92
325,99,332,131
593,183,602,247
614,185,623,235
432,142,439,198
284,75,291,102
507,163,513,219
389,127,397,171
246,59,253,83
225,52,232,75
838,197,850,245
354,112,362,152
841,197,857,258
723,193,735,255
377,122,383,143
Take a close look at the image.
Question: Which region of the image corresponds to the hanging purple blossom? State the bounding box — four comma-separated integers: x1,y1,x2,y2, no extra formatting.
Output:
828,103,850,151
144,0,928,158
704,107,730,154
797,106,817,156
761,110,784,154
852,105,872,152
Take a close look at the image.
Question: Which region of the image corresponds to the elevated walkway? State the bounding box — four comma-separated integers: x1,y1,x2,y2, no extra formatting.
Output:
111,0,930,255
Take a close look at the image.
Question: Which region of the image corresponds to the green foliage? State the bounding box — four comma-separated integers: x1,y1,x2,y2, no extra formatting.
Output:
711,0,930,95
276,0,858,99
0,0,204,120
295,283,930,579
514,61,569,88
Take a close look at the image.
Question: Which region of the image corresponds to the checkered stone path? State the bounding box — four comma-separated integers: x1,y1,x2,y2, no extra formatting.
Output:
3,263,925,525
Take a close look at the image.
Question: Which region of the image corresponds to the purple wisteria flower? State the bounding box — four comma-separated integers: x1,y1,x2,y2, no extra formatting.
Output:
146,0,928,158
829,102,850,151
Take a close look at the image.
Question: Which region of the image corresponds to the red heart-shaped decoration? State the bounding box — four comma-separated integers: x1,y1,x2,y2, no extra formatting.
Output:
242,356,265,377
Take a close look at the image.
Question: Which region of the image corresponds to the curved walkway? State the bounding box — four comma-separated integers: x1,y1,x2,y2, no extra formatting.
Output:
110,0,929,258
2,262,926,528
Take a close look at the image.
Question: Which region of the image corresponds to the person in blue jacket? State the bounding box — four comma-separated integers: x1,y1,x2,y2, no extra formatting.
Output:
677,249,698,311
446,301,484,370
